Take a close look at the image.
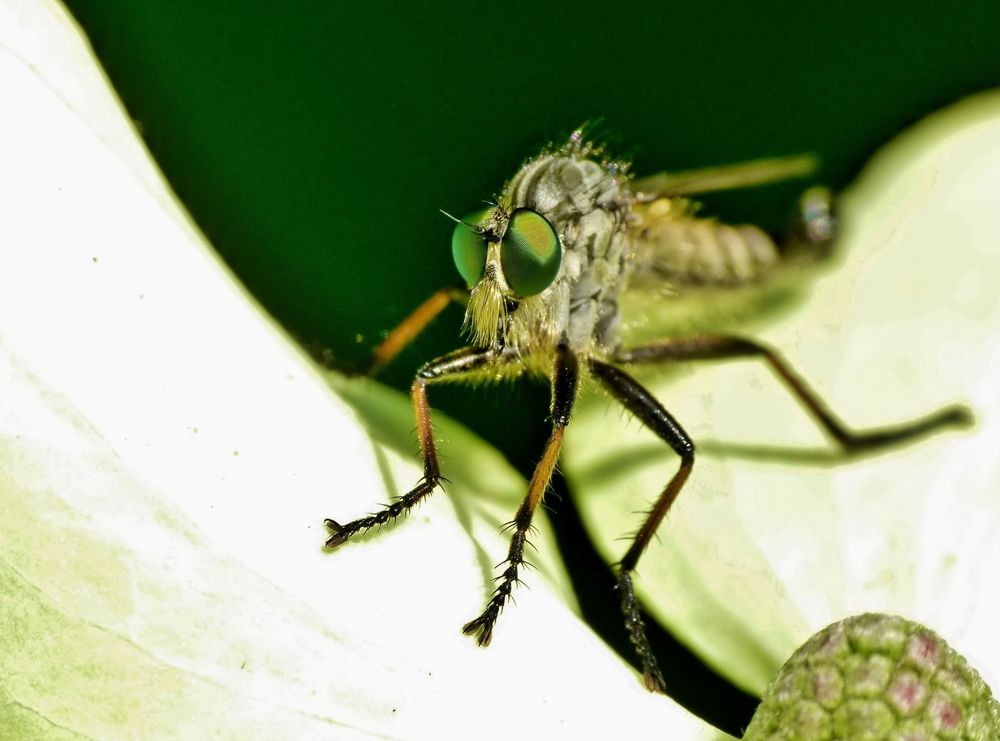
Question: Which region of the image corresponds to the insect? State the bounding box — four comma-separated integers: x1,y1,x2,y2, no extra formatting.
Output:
324,127,972,692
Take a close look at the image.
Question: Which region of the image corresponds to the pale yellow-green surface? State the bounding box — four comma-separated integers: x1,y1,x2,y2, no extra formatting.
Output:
0,1,731,739
565,91,1000,696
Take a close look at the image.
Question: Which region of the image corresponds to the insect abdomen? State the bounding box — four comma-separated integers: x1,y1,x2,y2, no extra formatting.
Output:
627,189,834,289
629,209,779,288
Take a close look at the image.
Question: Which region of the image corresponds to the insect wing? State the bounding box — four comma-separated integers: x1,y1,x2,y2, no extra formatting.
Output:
631,153,819,198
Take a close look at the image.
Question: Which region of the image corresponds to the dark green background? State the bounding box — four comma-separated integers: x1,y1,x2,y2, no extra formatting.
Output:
63,1,1000,733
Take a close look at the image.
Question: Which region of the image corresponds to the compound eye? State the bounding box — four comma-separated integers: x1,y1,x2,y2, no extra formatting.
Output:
451,208,492,287
500,209,561,297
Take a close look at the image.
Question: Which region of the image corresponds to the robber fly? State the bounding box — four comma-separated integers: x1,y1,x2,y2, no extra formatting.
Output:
323,127,971,693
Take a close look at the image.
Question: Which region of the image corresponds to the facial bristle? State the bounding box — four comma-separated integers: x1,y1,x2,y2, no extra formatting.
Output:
464,274,507,350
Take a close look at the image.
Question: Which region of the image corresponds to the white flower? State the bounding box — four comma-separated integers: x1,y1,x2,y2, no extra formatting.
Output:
0,3,727,739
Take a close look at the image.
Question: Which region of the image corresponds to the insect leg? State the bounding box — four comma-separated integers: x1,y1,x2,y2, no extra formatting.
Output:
368,286,469,375
462,343,580,647
614,336,972,455
324,345,497,548
589,359,694,694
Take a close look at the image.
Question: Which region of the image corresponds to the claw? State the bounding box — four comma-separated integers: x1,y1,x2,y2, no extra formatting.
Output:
642,669,667,694
324,519,349,549
462,617,494,647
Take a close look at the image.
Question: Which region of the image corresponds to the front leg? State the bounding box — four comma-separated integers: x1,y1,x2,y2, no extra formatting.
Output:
462,342,580,646
324,345,498,548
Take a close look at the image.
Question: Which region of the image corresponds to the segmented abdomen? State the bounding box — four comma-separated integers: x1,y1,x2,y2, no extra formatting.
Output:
627,198,782,288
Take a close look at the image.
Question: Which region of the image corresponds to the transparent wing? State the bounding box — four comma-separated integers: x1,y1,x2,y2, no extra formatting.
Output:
632,153,818,198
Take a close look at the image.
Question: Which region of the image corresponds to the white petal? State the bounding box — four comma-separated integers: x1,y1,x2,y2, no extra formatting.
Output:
0,2,729,739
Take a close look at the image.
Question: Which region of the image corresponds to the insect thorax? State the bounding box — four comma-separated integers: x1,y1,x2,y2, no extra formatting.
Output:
500,153,633,362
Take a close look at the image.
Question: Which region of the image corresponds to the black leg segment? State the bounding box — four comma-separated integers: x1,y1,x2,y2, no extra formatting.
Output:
590,359,695,694
614,335,972,455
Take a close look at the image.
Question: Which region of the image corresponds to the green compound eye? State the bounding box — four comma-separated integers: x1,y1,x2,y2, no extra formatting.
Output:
451,208,491,287
500,209,561,297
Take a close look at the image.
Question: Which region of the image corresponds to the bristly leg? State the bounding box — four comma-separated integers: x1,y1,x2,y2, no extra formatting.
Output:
590,359,695,694
614,335,973,455
462,342,579,645
324,345,497,549
618,569,665,693
591,335,971,692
